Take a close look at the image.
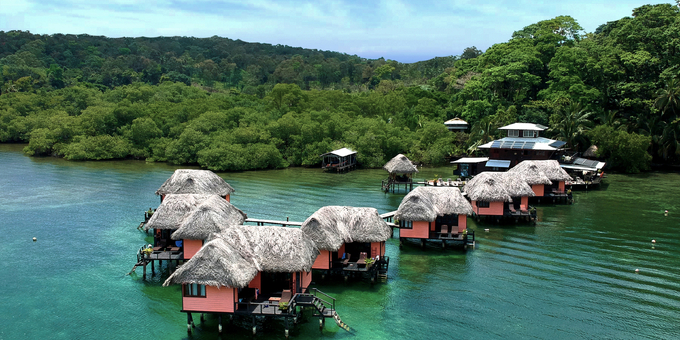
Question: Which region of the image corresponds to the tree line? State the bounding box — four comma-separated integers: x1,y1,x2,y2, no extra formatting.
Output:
2,4,680,173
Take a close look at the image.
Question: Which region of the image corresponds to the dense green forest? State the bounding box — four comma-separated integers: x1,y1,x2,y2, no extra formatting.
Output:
1,4,680,173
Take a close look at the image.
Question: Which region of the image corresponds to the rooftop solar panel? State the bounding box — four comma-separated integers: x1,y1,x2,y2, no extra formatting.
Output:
490,141,503,148
511,142,523,149
522,142,536,149
549,141,567,148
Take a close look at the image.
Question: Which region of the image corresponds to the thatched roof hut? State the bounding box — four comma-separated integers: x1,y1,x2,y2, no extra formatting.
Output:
527,160,572,181
464,172,535,202
383,154,418,174
163,236,258,289
301,206,392,251
508,161,553,185
145,194,245,231
156,169,235,196
171,198,247,240
219,225,319,273
395,186,474,222
583,145,598,158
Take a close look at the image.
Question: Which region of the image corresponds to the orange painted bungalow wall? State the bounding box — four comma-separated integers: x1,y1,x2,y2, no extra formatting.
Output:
183,239,203,259
558,181,565,192
531,184,545,197
370,242,386,258
472,201,504,216
183,286,236,313
458,215,467,233
312,250,331,270
301,271,312,290
225,194,230,202
520,196,529,210
400,221,430,238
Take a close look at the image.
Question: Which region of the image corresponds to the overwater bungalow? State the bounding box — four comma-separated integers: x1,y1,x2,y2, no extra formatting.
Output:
451,157,490,178
156,169,235,202
444,117,469,132
320,148,357,172
464,172,536,222
164,226,348,337
170,197,247,259
134,194,245,278
394,186,475,248
382,154,418,192
301,206,392,283
561,157,606,189
510,160,573,202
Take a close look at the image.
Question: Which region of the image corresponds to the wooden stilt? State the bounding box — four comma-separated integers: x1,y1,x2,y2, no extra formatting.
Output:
252,317,257,335
218,314,222,334
142,262,147,280
187,313,193,333
151,260,155,276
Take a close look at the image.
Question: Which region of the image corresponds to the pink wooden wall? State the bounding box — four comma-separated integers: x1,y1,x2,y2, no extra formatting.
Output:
521,196,529,211
558,181,565,192
301,271,312,291
225,194,230,202
370,242,386,258
248,272,261,291
472,201,504,216
458,215,467,233
183,239,203,259
400,221,430,238
183,286,235,313
337,244,345,258
531,184,545,197
312,249,331,270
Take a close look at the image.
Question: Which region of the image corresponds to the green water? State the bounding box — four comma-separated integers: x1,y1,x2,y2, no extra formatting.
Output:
1,143,680,340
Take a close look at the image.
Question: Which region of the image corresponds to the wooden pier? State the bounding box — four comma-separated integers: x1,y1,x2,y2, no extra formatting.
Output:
129,246,183,280
381,179,414,193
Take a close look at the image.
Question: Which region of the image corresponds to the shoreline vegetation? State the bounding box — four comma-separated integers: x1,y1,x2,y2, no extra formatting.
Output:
1,4,679,173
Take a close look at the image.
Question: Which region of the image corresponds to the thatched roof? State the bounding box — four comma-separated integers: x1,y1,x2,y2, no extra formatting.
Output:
156,169,235,196
171,197,247,240
583,145,598,158
301,206,392,251
464,172,535,202
527,160,572,181
383,154,418,174
163,236,258,289
395,186,474,222
220,225,319,273
508,162,553,185
145,194,244,231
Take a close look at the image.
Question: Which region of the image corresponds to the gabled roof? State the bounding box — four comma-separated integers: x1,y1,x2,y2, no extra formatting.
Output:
301,206,392,251
444,118,468,125
499,123,548,131
395,186,474,222
321,148,356,157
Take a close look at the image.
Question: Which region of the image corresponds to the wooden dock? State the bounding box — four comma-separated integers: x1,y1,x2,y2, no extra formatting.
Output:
244,218,303,227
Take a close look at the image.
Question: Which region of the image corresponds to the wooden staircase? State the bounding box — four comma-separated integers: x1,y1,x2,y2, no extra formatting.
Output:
295,289,350,332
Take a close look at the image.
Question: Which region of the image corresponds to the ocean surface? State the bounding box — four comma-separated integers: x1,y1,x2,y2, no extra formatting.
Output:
1,143,679,340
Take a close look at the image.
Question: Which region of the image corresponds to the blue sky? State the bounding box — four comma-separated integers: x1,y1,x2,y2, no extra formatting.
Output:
0,0,673,63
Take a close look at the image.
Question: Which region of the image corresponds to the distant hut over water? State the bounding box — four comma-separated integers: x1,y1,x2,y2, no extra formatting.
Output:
507,161,553,197
394,186,475,248
301,206,391,282
320,148,357,172
464,172,536,222
382,154,418,192
156,169,235,202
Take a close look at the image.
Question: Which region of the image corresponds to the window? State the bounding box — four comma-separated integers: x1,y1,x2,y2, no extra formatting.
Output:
508,130,519,137
478,201,490,208
184,283,206,297
524,130,536,138
400,220,413,229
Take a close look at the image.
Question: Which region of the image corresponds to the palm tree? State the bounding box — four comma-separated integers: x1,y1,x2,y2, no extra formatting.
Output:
655,78,680,119
467,116,495,154
549,101,594,151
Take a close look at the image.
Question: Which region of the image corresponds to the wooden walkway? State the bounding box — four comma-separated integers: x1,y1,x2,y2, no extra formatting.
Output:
244,218,303,227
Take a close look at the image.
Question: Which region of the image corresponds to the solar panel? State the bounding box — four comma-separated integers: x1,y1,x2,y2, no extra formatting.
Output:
490,141,503,148
501,141,514,149
574,158,599,168
522,142,536,149
511,142,523,149
549,141,567,148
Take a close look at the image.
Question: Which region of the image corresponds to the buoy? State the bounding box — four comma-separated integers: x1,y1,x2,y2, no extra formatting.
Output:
664,210,668,216
32,237,37,242
484,229,490,232
635,269,639,273
652,239,656,243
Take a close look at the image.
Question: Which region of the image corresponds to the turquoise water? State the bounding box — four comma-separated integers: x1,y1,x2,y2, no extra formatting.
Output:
1,143,680,340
